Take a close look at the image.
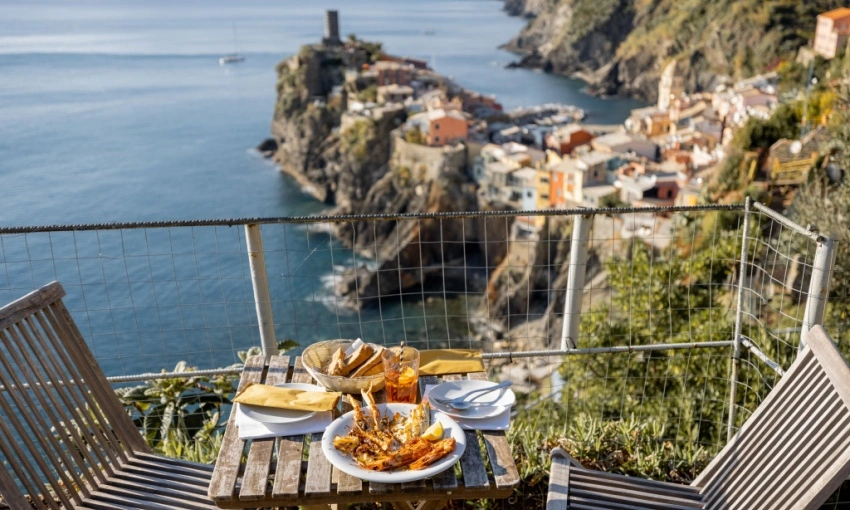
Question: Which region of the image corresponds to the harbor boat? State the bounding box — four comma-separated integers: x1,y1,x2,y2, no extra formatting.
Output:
219,54,245,65
219,24,245,65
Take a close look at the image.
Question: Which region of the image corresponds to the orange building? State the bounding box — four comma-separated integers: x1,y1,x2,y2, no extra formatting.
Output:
815,8,850,59
545,125,594,155
426,109,468,147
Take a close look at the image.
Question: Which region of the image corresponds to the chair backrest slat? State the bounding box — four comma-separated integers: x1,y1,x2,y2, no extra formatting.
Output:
23,314,116,482
0,330,85,507
5,323,104,494
35,305,129,467
0,417,56,510
45,299,149,453
696,326,850,509
0,282,151,507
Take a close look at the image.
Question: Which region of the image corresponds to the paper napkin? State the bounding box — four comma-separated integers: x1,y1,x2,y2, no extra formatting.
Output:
233,383,341,412
419,349,485,376
235,405,334,440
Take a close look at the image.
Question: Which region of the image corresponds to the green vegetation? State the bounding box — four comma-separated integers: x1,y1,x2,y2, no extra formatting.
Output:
341,119,376,163
404,126,426,145
357,84,378,103
790,55,850,345
619,0,845,79
115,340,297,463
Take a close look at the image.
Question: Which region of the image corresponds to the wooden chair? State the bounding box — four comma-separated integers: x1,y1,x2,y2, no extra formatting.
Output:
0,282,217,510
547,325,850,510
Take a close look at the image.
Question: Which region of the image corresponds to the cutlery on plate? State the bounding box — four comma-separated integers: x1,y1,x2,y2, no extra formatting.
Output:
432,381,512,410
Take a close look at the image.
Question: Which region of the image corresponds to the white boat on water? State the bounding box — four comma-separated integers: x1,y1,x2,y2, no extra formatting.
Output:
219,54,245,65
219,24,245,65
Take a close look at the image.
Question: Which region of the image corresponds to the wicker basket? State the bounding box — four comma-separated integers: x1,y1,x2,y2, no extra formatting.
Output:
301,340,385,393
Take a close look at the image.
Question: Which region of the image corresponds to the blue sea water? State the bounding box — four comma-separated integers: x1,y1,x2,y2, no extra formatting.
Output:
0,0,644,375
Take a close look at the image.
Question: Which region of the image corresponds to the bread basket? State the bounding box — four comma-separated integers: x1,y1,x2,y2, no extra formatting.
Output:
301,339,385,393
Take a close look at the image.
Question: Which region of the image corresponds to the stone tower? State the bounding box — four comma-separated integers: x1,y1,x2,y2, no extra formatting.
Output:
657,60,684,111
323,10,341,46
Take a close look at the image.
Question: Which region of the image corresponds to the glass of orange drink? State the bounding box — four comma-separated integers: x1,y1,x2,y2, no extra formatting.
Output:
381,346,420,404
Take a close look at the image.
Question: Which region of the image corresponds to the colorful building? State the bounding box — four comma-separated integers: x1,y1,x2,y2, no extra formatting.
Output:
426,109,468,147
815,8,850,59
545,125,594,155
373,61,415,86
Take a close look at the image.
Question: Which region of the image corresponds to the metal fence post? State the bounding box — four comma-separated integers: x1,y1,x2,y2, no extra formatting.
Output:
561,213,591,350
727,197,752,441
800,235,836,350
245,224,278,361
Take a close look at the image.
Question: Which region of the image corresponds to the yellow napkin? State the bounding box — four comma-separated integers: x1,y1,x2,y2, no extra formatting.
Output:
419,349,485,376
233,383,341,412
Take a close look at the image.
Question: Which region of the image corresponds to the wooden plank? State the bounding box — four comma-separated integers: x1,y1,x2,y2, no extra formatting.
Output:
211,482,509,508
271,357,312,498
428,374,460,492
546,455,570,510
47,301,149,454
415,500,448,510
0,281,65,331
0,330,81,508
304,431,333,496
335,393,364,495
807,326,850,409
20,314,113,485
239,355,290,501
466,372,520,490
208,355,265,502
441,374,489,490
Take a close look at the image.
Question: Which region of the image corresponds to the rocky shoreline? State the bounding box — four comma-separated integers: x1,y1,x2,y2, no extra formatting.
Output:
258,34,599,353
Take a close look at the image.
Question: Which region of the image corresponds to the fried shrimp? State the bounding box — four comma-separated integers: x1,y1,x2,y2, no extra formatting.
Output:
409,437,456,470
333,395,456,473
363,437,431,471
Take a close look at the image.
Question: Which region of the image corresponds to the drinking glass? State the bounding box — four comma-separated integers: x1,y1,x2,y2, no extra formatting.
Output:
381,346,420,403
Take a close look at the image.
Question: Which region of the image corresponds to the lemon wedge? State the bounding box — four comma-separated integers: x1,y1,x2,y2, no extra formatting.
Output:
421,421,443,441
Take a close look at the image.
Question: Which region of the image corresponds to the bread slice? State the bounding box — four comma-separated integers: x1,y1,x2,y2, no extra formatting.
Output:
339,344,374,376
350,345,385,377
328,347,346,376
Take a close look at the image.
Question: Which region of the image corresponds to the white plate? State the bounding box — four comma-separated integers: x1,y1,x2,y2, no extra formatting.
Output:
321,403,466,484
238,383,326,424
427,380,515,419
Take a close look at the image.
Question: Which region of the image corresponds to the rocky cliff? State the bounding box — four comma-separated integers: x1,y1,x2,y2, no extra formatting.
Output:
270,44,402,206
269,42,500,307
504,0,843,102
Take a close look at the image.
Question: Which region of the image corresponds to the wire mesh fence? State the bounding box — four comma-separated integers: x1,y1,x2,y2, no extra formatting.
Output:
0,202,844,507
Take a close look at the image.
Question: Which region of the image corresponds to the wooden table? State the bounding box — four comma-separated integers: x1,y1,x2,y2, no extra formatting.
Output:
208,355,520,509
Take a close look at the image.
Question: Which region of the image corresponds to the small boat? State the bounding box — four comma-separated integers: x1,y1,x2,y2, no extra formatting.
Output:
219,24,245,65
219,54,245,65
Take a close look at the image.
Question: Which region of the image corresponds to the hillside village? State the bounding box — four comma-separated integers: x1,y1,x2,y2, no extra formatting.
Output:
288,7,849,242
262,7,849,282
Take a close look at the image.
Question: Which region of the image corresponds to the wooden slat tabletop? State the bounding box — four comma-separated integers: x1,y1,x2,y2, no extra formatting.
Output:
208,355,518,509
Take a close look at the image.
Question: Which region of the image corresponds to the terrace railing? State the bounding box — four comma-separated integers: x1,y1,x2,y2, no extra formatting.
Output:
0,200,842,503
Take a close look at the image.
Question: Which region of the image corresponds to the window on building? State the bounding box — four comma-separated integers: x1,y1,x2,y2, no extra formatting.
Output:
434,123,440,130
542,193,549,199
526,191,533,198
541,177,549,183
434,136,440,143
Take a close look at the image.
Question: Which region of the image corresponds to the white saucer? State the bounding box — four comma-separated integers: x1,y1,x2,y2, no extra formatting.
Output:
427,380,515,419
238,383,326,424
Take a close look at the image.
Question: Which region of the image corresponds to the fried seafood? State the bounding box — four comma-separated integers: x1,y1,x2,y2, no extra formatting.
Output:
409,438,456,470
364,437,431,471
333,395,454,472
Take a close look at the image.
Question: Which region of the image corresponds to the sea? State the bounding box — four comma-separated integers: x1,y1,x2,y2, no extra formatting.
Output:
0,0,644,376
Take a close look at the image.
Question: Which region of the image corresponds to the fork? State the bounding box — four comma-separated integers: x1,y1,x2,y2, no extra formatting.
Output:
432,381,512,409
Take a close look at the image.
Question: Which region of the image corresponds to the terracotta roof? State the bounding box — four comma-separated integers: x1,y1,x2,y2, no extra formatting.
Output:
820,8,850,21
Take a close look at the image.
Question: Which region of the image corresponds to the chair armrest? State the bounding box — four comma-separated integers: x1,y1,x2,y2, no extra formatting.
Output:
550,447,582,467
